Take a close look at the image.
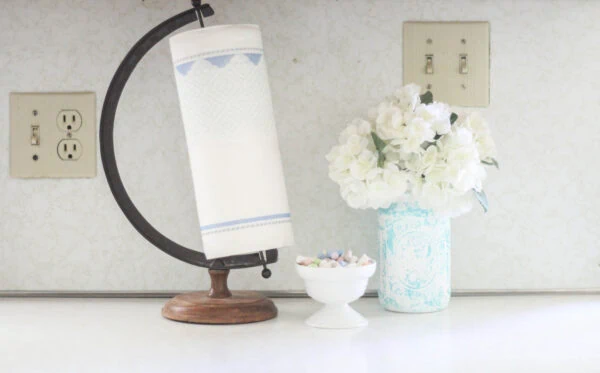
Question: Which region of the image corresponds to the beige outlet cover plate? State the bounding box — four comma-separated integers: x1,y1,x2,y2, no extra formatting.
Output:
10,92,96,178
403,22,490,107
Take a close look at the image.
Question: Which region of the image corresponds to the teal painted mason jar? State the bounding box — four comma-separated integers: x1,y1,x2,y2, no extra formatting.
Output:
377,202,451,313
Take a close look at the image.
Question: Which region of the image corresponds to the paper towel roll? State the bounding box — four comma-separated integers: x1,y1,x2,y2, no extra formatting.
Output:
170,25,294,259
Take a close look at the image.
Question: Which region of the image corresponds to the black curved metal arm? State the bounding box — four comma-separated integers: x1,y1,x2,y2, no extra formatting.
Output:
99,6,278,271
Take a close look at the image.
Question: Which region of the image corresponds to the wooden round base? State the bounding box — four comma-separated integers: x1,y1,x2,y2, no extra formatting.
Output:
162,291,278,324
161,269,276,324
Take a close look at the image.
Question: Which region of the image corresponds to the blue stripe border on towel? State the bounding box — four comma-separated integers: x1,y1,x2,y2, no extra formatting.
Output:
200,213,291,231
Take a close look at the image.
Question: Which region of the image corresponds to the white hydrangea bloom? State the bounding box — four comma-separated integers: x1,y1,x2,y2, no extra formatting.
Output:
365,164,410,209
458,112,497,161
394,83,421,112
341,181,369,209
405,144,439,176
373,100,405,140
349,149,378,181
414,102,452,135
414,126,487,215
418,181,450,210
339,118,372,144
417,183,474,218
344,134,369,156
327,84,496,215
440,127,486,190
401,117,436,153
326,146,352,181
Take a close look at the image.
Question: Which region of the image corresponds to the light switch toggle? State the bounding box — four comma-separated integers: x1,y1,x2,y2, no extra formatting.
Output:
459,54,468,74
31,125,40,146
425,54,434,74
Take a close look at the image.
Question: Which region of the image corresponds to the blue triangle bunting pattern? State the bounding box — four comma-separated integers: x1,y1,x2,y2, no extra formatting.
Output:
175,61,195,76
205,54,234,68
244,53,262,65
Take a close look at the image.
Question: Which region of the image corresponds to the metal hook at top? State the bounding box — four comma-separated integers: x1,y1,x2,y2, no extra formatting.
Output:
191,0,215,28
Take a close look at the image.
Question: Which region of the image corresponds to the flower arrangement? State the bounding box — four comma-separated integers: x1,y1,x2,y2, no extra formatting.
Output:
326,84,498,216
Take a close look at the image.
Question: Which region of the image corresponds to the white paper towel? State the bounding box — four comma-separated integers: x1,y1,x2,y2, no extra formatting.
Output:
170,25,294,259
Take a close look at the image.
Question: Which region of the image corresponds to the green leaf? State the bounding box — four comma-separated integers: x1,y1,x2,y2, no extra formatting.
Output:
420,91,433,105
481,158,500,169
377,153,385,168
450,112,458,124
371,131,386,152
371,132,387,168
473,189,489,213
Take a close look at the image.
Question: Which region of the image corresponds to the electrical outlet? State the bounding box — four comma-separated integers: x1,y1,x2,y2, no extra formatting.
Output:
10,92,96,178
57,110,83,132
57,139,83,161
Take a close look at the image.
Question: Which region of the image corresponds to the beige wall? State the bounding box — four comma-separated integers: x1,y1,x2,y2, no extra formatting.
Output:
1,0,599,291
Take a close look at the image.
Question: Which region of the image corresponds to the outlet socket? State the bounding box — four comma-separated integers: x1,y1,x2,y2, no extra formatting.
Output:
10,92,96,178
57,139,83,161
57,110,82,132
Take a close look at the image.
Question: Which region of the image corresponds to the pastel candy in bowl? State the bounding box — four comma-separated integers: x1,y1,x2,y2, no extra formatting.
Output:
296,251,376,329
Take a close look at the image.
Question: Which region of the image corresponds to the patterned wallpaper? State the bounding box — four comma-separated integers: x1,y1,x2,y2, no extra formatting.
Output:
1,0,599,291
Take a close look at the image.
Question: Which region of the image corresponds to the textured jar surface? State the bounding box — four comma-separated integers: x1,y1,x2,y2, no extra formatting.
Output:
378,202,451,313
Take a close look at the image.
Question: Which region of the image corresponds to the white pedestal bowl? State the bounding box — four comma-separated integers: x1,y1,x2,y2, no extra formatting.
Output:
296,263,376,329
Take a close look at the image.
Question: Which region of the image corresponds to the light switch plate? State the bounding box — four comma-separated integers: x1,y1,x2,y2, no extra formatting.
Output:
403,22,490,107
10,92,96,178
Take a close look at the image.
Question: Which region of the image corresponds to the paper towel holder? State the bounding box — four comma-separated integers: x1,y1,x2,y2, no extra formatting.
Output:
100,0,278,324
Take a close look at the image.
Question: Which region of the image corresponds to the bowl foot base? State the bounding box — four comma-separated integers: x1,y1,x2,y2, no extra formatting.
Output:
306,303,367,329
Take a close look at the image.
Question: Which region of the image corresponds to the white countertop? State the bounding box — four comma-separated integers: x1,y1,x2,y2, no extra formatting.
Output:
1,295,599,373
